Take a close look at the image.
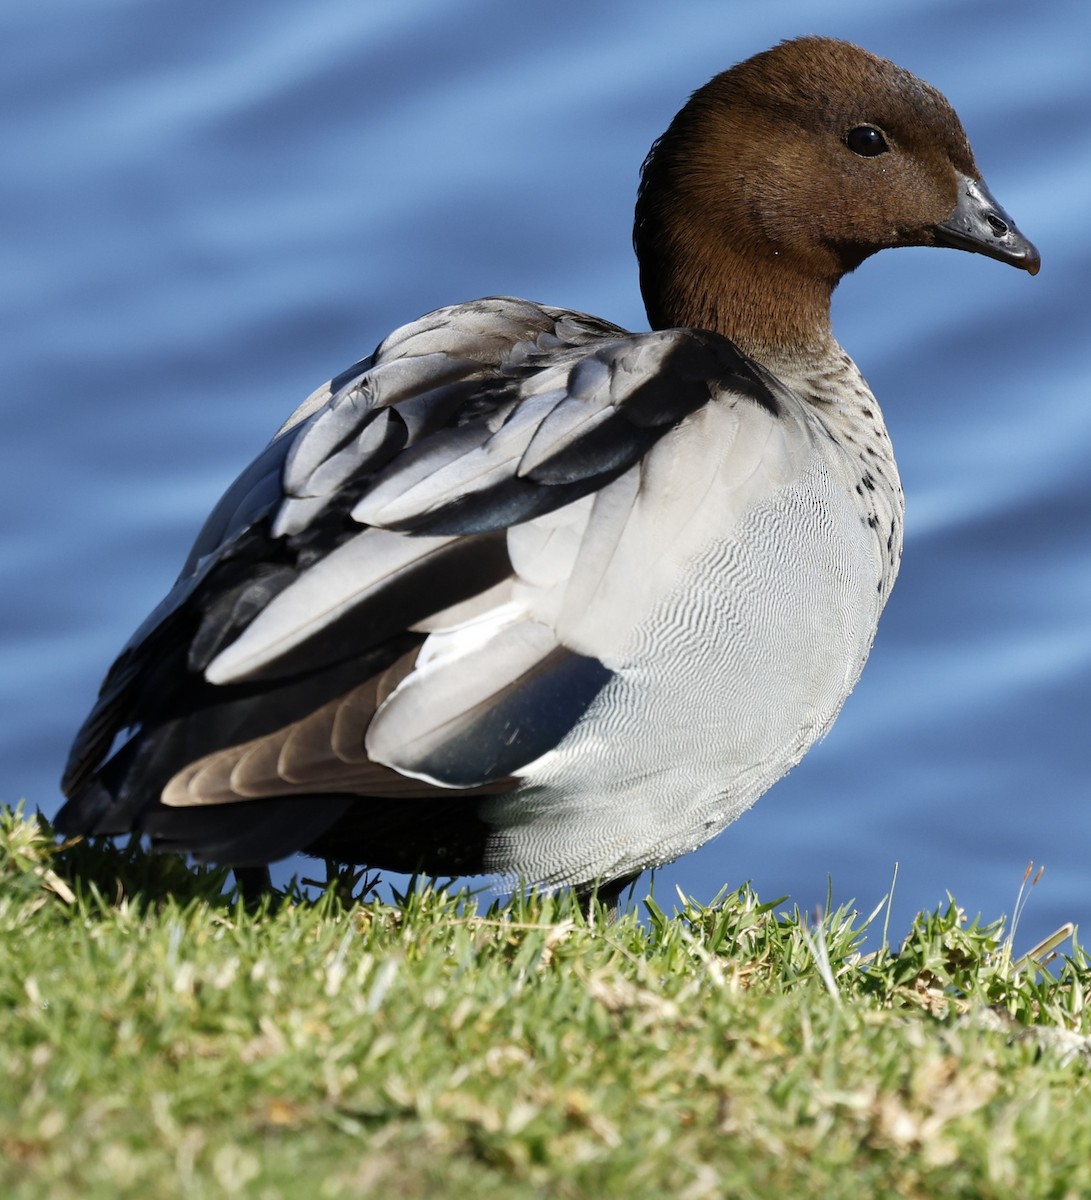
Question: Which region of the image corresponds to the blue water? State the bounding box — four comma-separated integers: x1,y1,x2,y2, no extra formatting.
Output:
3,0,1089,951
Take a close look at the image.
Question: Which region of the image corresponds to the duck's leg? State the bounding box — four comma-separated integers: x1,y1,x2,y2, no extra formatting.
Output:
576,871,642,922
232,865,272,904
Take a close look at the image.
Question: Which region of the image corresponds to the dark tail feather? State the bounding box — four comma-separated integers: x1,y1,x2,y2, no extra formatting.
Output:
141,794,353,865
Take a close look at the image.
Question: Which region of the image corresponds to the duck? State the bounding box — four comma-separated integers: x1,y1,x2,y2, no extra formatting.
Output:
57,37,1039,906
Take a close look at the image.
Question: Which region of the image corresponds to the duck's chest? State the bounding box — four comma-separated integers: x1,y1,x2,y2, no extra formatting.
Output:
785,357,905,604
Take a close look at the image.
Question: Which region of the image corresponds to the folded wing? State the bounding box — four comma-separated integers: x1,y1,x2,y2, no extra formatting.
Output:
58,297,785,872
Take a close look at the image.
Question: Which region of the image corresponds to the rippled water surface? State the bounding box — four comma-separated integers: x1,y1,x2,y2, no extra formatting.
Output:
3,0,1089,947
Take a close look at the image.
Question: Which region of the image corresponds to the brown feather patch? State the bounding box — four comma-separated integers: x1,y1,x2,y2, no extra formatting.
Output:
161,647,515,807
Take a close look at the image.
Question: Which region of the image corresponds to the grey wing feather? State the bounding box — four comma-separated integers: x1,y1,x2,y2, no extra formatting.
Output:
62,297,781,834
202,317,731,686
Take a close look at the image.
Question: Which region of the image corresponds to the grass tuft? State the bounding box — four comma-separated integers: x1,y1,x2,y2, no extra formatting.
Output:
2,805,1089,1199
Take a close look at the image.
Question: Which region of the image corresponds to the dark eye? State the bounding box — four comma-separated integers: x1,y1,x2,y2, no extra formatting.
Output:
845,125,889,157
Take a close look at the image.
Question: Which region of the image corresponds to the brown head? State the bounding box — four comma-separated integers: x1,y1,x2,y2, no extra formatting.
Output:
634,37,1039,362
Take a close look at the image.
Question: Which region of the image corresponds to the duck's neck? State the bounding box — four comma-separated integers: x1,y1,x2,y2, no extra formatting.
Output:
638,223,841,364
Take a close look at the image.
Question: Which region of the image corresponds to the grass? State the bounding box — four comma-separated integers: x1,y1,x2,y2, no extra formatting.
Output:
2,804,1089,1199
